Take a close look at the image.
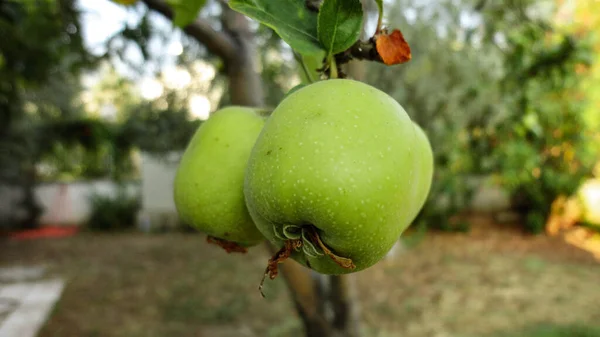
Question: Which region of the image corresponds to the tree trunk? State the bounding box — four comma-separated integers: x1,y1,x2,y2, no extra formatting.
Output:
18,165,43,229
143,0,264,107
221,5,264,107
330,275,362,337
267,244,334,336
266,245,362,337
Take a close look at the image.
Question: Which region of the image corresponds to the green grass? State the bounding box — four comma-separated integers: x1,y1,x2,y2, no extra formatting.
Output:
489,323,600,337
1,218,599,337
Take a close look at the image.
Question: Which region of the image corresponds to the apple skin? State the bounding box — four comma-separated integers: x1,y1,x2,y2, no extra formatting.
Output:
244,79,428,274
173,106,267,247
405,122,434,225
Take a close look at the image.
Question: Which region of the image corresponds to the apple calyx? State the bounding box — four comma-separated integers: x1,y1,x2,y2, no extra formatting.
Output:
206,236,248,254
303,227,356,270
258,225,356,297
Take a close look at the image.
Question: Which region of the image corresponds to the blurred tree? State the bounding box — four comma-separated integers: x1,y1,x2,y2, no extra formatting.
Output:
119,92,201,155
567,0,600,156
141,0,263,106
0,0,96,228
364,0,506,231
362,0,597,233
484,1,597,233
80,64,141,122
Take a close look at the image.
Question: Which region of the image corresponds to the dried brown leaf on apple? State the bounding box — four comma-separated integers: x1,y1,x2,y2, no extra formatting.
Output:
375,29,412,65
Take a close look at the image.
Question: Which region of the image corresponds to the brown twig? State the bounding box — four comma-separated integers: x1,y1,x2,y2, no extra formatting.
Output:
332,38,383,71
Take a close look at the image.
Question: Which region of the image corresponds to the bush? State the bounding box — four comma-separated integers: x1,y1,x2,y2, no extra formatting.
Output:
86,189,140,231
364,1,502,231
491,25,598,233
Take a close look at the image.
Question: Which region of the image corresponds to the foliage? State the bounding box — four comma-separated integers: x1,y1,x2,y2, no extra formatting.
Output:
364,0,504,231
170,0,207,27
86,188,140,231
256,27,305,108
120,92,202,155
34,118,140,182
317,0,363,56
570,0,600,175
0,0,93,132
35,97,202,182
36,119,125,181
0,0,95,228
362,0,597,233
490,15,597,233
228,0,322,55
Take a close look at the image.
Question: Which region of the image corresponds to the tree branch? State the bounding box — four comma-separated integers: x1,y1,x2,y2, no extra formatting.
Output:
264,243,332,336
218,1,264,106
329,275,362,337
141,0,238,63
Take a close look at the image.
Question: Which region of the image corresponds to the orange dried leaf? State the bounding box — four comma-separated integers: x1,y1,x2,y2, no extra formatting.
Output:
375,29,412,65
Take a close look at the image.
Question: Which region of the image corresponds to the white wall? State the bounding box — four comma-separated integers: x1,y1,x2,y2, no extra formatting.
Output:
0,180,139,226
139,152,182,213
0,151,182,229
136,152,183,231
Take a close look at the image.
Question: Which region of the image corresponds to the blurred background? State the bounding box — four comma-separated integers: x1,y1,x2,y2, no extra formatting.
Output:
0,0,599,336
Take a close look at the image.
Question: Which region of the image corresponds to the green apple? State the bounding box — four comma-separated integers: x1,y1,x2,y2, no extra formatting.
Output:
405,122,434,225
244,79,431,274
174,106,267,248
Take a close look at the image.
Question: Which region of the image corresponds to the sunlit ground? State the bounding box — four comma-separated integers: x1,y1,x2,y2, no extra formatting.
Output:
1,215,599,337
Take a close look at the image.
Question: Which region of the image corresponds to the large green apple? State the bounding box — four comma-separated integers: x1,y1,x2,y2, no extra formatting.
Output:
174,106,267,248
244,79,432,274
405,122,434,225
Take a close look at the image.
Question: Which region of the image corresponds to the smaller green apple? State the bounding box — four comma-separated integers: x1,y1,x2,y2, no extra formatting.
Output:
173,106,267,251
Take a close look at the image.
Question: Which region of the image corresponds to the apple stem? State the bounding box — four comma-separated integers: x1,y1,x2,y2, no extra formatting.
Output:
259,239,303,297
375,12,383,35
206,236,248,254
329,56,339,79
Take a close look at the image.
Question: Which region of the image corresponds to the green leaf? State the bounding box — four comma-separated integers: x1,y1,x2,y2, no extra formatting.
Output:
298,51,325,84
168,0,207,27
229,0,323,55
317,0,363,56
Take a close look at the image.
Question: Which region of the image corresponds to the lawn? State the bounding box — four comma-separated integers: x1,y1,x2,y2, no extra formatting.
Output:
1,215,599,337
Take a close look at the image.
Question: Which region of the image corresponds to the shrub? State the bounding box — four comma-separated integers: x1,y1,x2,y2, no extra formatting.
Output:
491,25,597,233
86,189,140,231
